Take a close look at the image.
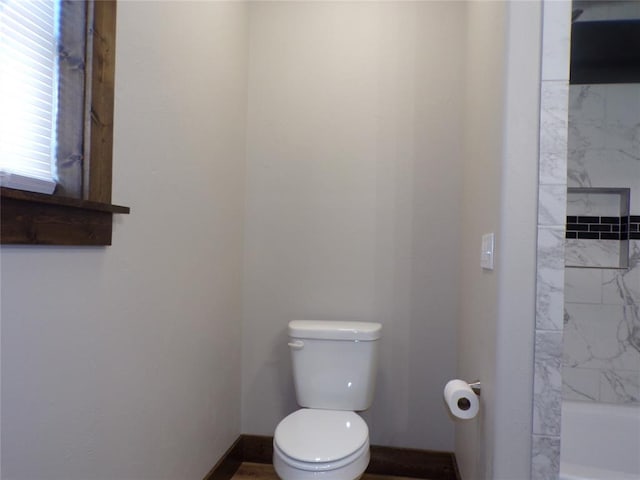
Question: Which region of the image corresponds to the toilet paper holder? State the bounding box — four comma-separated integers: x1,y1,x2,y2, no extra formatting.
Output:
468,381,481,396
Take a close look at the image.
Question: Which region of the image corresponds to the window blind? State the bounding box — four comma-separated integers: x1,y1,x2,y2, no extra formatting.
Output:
0,0,58,194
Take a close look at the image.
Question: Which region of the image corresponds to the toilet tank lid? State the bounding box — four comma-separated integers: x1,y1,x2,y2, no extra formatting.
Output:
289,320,381,341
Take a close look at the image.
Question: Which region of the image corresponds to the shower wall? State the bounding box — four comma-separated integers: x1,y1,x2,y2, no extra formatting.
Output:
531,2,572,478
563,83,640,405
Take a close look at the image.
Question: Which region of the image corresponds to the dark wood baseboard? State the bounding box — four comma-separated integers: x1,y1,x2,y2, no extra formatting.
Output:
202,436,243,480
204,434,460,480
241,434,274,464
368,444,460,480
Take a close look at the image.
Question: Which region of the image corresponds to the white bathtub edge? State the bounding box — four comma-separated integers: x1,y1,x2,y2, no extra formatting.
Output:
560,461,640,480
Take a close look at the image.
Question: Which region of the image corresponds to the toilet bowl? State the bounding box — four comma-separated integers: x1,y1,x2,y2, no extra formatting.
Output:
273,408,370,480
273,321,381,479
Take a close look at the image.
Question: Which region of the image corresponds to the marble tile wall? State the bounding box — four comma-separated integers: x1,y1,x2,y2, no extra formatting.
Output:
532,1,571,478
564,248,640,404
567,84,640,203
534,2,640,478
563,83,640,406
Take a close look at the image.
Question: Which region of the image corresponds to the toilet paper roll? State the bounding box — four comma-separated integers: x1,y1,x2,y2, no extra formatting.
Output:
444,379,479,420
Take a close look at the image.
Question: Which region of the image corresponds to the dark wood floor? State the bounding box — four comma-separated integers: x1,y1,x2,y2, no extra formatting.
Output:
231,462,431,480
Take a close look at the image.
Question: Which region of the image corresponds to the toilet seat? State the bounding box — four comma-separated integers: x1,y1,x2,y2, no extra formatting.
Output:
273,408,370,477
274,437,369,472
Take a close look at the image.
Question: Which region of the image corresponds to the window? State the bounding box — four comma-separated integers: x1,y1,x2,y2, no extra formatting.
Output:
1,0,59,194
1,0,129,246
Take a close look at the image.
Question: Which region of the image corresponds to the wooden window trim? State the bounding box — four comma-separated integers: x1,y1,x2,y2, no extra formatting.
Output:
1,1,129,246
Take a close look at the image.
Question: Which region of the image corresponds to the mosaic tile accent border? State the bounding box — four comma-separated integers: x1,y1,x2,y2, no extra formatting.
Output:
566,215,640,240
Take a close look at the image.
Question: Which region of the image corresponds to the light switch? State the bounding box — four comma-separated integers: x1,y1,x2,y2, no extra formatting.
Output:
481,233,494,270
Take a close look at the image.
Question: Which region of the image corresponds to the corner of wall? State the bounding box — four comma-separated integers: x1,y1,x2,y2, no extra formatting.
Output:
531,1,572,479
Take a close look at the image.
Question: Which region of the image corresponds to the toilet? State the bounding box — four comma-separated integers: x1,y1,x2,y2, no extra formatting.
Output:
273,320,382,480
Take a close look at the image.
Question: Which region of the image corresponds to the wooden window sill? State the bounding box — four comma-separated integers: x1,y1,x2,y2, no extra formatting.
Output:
1,187,130,246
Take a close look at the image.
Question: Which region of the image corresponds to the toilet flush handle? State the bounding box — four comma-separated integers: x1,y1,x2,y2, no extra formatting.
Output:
288,340,304,350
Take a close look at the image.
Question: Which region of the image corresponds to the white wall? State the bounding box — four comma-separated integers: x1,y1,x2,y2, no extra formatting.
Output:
241,1,466,450
457,1,541,479
457,2,507,477
493,3,541,477
0,2,248,479
1,2,546,478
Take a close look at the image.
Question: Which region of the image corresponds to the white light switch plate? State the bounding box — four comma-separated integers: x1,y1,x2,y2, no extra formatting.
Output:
481,233,494,270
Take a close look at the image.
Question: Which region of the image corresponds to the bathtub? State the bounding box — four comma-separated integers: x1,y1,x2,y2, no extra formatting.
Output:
560,401,640,480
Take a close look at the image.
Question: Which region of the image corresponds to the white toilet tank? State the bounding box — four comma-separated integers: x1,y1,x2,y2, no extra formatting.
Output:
288,320,382,411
